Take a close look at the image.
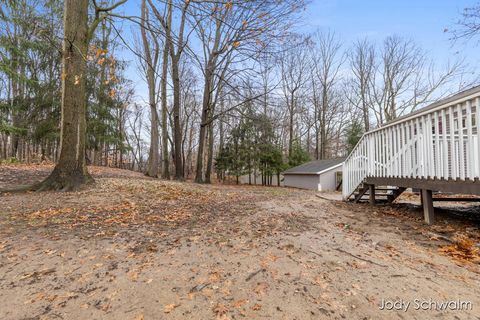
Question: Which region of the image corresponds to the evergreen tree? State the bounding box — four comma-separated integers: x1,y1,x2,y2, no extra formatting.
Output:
288,142,310,167
345,119,364,153
215,112,286,185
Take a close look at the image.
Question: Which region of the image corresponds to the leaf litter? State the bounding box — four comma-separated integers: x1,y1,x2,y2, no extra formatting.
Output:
0,165,479,319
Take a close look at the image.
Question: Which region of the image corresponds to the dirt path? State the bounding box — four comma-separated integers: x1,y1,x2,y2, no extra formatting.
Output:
1,165,479,319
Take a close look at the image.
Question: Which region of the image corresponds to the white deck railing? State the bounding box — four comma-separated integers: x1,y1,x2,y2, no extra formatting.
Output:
343,88,480,200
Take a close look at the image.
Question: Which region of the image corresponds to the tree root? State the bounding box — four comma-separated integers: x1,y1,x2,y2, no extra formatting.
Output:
1,166,94,194
0,185,36,194
33,170,94,192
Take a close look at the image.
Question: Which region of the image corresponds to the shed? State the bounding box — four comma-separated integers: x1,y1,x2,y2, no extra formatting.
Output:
282,158,345,191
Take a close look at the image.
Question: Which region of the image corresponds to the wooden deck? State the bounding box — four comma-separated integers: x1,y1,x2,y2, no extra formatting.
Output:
365,177,480,196
343,86,480,224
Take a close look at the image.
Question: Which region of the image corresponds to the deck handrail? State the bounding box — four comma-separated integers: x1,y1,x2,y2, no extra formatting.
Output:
343,87,480,200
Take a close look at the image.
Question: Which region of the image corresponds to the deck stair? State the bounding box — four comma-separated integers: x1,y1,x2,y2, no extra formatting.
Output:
352,184,405,204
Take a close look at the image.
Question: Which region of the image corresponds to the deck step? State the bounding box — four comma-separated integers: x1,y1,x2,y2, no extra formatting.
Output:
350,185,406,204
354,193,393,197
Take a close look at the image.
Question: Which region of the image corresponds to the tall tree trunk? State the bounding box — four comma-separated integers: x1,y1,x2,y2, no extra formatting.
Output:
185,117,194,178
288,98,294,158
146,107,159,177
361,93,370,132
141,0,159,178
147,0,187,179
9,34,20,159
320,86,328,159
161,40,170,179
195,120,207,183
306,127,310,154
218,100,224,181
171,61,184,180
195,64,214,183
205,120,214,183
35,0,92,191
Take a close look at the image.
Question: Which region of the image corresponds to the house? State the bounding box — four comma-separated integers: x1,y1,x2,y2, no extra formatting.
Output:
283,158,345,191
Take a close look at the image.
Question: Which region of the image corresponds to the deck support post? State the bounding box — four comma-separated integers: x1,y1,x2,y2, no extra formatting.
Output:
369,184,375,205
419,190,423,209
421,189,434,225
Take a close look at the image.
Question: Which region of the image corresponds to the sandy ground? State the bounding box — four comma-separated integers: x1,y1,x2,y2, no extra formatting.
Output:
0,165,479,320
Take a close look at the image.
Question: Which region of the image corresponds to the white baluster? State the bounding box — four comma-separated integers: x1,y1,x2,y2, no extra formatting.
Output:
466,100,473,180
476,98,480,177
449,106,457,179
457,103,465,180
441,109,448,179
434,111,440,178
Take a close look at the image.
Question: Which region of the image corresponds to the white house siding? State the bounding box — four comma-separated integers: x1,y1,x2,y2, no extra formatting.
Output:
284,174,321,191
284,165,343,191
318,165,342,191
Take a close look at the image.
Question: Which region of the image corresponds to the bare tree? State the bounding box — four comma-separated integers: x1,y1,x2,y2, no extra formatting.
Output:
279,38,310,158
140,0,161,177
148,0,191,180
310,31,344,159
372,35,464,124
451,4,480,42
346,38,375,131
160,29,170,179
190,0,303,183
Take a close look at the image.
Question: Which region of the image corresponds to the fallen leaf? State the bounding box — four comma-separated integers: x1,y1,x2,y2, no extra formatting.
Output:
164,303,179,313
268,254,279,262
213,303,229,317
251,303,262,311
128,271,138,281
254,282,269,295
233,299,247,308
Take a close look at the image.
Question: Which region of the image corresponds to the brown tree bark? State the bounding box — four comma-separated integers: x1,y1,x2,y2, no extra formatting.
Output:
160,38,170,179
195,69,213,183
141,0,160,178
35,0,92,191
205,120,215,183
171,60,184,180
148,0,186,180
